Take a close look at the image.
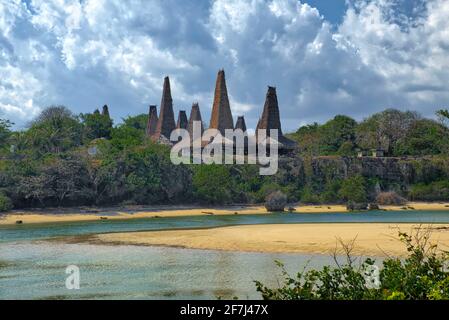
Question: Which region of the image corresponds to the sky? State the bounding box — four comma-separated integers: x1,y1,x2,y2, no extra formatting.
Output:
1,0,448,132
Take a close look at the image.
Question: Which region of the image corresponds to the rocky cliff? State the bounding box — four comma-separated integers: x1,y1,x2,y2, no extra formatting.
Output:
276,155,449,191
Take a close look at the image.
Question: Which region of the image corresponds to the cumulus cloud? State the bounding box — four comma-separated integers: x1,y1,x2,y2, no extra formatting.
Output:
0,0,448,130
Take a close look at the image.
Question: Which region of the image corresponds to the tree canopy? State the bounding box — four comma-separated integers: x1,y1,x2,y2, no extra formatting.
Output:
0,106,448,210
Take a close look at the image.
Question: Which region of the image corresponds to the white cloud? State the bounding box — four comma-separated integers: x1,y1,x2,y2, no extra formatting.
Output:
0,65,42,120
1,0,449,131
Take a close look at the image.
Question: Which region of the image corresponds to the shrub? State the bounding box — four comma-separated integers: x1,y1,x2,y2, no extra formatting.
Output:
192,165,232,204
265,191,287,212
339,175,367,203
320,180,343,203
409,181,449,201
255,229,449,300
375,192,407,205
0,193,13,212
300,187,321,204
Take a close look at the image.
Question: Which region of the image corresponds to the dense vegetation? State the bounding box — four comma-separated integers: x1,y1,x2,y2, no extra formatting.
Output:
288,109,449,157
0,106,448,211
255,229,449,300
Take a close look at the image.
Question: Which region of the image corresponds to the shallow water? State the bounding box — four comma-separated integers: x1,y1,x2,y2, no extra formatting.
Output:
2,210,449,243
0,241,337,300
1,210,448,299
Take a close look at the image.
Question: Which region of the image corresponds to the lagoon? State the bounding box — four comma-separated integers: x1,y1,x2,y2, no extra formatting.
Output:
1,210,449,299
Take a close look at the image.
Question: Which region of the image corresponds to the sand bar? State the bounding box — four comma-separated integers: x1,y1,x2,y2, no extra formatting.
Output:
0,202,448,226
92,223,449,257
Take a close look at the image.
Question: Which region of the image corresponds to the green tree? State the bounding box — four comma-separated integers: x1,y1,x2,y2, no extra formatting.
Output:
395,119,449,155
356,109,419,156
436,109,449,127
320,115,358,155
0,193,13,212
122,114,148,132
19,156,93,207
110,125,146,150
339,175,367,203
0,118,12,148
80,111,113,140
290,123,321,157
25,106,83,155
192,165,232,204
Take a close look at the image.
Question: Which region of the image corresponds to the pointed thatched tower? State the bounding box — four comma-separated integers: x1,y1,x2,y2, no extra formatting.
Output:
235,116,247,132
209,69,234,135
256,86,296,152
153,76,176,142
146,105,158,137
176,110,188,129
102,105,110,119
188,102,204,137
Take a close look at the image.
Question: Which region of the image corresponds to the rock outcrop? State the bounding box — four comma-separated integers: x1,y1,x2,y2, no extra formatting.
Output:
265,191,287,212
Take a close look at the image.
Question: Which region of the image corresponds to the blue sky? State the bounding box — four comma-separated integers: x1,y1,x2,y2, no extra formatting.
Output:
1,0,448,132
304,0,346,25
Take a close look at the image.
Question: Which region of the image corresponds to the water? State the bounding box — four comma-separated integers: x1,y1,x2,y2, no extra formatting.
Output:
2,210,449,243
0,241,335,300
1,210,448,299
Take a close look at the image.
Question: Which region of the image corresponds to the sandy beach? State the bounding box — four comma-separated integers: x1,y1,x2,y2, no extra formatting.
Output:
91,223,449,257
1,202,449,226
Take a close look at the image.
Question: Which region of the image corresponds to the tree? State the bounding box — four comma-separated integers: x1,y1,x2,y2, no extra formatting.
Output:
356,109,420,156
395,119,449,155
290,116,358,156
19,157,93,207
0,193,13,212
0,118,12,151
320,115,358,155
110,125,146,150
192,165,232,204
122,114,148,131
26,106,83,155
339,175,367,203
80,111,113,140
290,123,322,157
436,109,449,127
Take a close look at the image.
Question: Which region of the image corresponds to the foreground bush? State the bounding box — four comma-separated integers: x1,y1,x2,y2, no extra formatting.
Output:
376,192,407,206
255,229,449,300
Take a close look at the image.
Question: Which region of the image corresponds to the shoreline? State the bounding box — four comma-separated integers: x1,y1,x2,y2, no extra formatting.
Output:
87,223,449,257
1,202,449,226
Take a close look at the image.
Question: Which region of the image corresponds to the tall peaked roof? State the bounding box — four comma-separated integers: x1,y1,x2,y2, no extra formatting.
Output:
257,86,296,149
209,69,234,135
235,116,247,132
256,86,282,133
102,105,110,119
154,76,176,140
188,102,204,136
146,105,158,137
176,110,188,129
